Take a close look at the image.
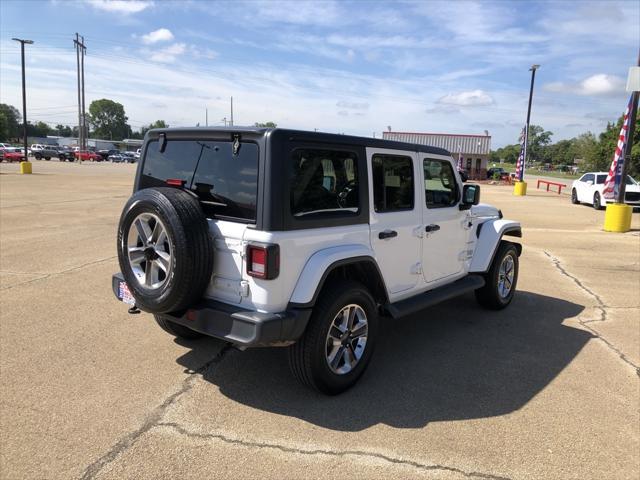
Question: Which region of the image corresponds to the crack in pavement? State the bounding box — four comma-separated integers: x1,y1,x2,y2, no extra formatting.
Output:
0,256,117,291
78,343,232,480
154,422,512,480
543,251,640,376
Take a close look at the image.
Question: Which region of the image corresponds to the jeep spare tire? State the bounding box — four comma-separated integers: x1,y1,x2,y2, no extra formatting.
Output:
117,187,213,314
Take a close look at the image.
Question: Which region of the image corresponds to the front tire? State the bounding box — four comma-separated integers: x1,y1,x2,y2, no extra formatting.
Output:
571,189,579,204
475,241,519,310
593,192,602,210
288,280,378,395
154,315,204,339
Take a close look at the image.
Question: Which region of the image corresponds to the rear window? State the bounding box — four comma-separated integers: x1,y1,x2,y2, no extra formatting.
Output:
140,140,259,222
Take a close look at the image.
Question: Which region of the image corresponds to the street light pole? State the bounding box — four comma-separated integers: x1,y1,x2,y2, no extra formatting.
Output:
12,38,33,162
523,64,540,175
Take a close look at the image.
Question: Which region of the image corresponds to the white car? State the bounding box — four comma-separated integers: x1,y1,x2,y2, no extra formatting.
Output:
571,172,640,209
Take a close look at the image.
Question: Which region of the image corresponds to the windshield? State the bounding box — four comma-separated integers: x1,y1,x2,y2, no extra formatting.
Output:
595,174,637,185
140,139,259,222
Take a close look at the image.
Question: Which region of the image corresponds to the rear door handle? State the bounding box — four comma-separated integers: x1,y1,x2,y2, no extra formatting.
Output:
378,230,398,239
425,224,441,233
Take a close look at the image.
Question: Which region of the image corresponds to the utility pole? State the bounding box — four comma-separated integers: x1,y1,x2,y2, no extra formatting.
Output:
205,108,208,127
230,96,234,126
80,35,86,151
11,38,33,162
74,34,87,154
222,117,227,127
616,51,640,204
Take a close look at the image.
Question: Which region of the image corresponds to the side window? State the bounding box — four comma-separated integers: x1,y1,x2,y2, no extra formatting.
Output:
290,149,359,216
372,154,414,212
582,173,595,183
424,159,459,208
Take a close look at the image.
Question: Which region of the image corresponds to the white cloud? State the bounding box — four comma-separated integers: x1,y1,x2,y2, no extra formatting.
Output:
545,74,625,96
86,0,153,14
149,43,186,63
336,101,369,111
437,90,494,107
141,28,174,45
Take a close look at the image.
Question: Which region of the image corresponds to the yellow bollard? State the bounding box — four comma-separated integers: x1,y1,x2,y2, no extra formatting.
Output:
603,203,632,233
513,181,527,196
20,161,32,174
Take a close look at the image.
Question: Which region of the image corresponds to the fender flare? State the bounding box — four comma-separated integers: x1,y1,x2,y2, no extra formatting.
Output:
469,219,522,273
289,244,387,308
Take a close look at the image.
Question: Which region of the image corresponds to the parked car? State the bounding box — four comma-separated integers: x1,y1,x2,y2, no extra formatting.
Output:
75,150,102,161
33,145,62,161
487,167,508,180
111,127,522,394
108,153,125,163
571,172,640,209
30,144,49,155
122,152,137,163
98,149,121,161
1,150,25,162
57,146,74,161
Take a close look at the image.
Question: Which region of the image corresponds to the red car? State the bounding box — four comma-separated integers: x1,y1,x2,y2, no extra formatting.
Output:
75,150,102,161
0,150,26,162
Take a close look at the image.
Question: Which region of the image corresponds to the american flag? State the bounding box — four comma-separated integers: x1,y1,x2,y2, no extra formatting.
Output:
514,126,527,181
602,95,633,200
457,149,464,171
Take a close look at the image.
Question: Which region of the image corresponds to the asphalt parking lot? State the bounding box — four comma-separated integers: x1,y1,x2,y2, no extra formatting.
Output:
1,160,638,480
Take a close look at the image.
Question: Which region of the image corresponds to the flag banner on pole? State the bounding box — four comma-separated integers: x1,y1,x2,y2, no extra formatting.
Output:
457,150,463,171
514,126,526,181
603,95,633,200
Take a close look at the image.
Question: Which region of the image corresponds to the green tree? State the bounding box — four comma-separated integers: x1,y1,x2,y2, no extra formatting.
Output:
140,120,169,138
0,104,20,141
527,125,553,163
491,144,520,163
54,124,74,137
254,121,277,128
88,99,129,140
593,115,640,177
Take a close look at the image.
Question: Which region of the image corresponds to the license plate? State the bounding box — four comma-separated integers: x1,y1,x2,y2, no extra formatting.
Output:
118,281,135,306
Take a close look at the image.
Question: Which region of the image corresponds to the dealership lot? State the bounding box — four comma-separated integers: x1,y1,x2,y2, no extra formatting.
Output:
1,160,638,479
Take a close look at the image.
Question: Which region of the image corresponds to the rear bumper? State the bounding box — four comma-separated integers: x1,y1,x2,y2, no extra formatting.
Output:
112,273,312,347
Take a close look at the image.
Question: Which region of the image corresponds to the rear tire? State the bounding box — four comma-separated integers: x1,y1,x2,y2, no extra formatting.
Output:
475,241,519,310
154,315,204,339
288,280,378,395
571,189,579,204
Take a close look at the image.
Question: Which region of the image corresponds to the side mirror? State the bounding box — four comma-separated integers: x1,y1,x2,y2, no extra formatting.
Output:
586,180,594,186
460,184,480,210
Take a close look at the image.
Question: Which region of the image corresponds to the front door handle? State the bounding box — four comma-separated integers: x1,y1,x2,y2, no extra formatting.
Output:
425,224,441,233
378,230,398,240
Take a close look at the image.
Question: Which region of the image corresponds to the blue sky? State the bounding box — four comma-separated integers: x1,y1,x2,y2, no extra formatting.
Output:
0,0,638,147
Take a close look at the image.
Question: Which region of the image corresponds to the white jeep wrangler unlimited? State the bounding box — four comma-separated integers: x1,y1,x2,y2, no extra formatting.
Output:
113,128,522,394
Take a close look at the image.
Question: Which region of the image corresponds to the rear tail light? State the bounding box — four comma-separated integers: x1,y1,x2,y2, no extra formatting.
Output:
166,178,186,187
246,243,279,280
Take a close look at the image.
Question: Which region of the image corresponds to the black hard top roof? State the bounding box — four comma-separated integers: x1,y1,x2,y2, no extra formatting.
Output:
146,126,452,157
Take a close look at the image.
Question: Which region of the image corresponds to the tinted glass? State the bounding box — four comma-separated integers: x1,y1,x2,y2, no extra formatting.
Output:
582,174,595,183
141,140,258,221
424,159,459,208
372,155,414,212
290,149,359,216
596,174,607,184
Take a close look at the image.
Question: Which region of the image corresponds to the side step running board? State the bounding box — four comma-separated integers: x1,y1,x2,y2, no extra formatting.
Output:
384,274,485,319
